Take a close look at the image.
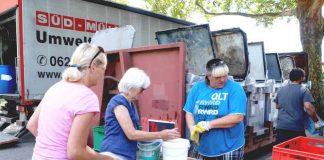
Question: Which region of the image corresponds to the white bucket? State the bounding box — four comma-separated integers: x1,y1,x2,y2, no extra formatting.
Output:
162,138,190,160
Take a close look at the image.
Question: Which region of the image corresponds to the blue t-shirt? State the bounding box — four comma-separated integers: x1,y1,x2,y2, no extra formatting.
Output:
100,94,141,160
183,80,247,157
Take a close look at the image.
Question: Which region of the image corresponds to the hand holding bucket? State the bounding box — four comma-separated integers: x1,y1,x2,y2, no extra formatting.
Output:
160,128,180,141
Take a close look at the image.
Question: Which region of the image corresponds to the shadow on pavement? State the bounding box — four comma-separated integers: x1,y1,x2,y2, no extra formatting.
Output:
244,143,273,160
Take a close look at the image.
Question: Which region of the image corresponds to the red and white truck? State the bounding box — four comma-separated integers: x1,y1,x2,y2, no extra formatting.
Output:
0,0,192,141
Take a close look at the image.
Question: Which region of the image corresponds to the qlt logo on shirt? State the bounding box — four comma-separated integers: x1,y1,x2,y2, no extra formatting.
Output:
211,92,228,101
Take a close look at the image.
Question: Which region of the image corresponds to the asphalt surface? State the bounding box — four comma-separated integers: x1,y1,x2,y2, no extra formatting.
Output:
2,131,322,160
244,145,272,160
0,132,34,160
0,131,273,160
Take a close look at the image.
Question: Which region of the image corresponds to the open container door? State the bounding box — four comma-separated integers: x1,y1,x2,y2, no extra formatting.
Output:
211,28,249,81
245,42,271,136
247,42,267,82
278,55,296,81
278,52,309,83
155,24,215,76
104,42,186,136
266,53,283,83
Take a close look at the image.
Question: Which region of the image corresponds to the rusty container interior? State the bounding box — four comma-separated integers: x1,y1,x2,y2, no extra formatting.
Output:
101,42,186,136
278,52,309,82
211,28,249,81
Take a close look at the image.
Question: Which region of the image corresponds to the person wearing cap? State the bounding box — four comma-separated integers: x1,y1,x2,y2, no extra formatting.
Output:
183,58,247,160
100,67,180,160
27,43,115,160
275,68,323,144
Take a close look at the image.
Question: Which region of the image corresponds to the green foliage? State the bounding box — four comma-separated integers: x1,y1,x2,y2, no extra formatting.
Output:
109,0,297,26
136,0,298,26
110,0,129,5
143,0,200,20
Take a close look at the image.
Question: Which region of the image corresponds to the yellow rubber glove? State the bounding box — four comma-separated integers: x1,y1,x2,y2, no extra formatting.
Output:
190,121,210,145
190,129,200,145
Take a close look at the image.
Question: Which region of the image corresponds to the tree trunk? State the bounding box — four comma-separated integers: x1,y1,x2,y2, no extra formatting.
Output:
297,0,324,119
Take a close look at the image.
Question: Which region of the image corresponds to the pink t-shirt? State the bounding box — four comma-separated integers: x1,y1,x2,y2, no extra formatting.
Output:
32,80,100,160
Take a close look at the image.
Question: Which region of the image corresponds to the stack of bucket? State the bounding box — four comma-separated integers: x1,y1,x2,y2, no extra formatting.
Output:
137,138,190,160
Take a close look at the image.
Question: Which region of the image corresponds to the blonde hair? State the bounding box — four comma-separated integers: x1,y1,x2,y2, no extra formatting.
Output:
62,43,107,82
118,68,150,94
206,59,229,77
205,58,229,84
209,65,229,77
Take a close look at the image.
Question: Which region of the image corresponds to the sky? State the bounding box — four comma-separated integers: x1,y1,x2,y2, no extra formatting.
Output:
203,16,303,53
129,1,324,60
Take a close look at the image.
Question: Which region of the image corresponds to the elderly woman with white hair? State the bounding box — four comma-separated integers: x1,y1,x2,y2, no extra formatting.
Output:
27,43,114,160
100,67,180,160
184,58,247,160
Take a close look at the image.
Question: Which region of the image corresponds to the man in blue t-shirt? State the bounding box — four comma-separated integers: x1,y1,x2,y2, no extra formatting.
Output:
275,68,321,144
184,59,247,160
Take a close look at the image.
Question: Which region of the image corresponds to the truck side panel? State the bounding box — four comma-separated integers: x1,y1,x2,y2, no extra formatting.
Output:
20,0,187,101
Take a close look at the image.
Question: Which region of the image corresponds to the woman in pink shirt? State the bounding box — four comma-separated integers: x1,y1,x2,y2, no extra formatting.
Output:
27,43,114,160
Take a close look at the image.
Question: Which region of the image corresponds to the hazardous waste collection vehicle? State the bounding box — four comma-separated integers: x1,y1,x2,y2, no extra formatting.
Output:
0,0,192,144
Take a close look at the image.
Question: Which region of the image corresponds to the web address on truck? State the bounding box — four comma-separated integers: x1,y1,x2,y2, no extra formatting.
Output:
37,71,61,79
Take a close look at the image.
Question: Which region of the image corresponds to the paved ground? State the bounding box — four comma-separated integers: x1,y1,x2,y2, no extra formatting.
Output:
0,130,322,160
244,145,272,160
0,131,273,160
0,132,34,160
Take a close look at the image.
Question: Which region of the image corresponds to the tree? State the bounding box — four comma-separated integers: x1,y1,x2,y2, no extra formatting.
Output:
110,0,323,118
141,0,324,119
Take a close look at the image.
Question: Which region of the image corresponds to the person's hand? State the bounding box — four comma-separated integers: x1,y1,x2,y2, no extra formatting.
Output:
160,128,180,141
193,121,211,133
190,121,210,145
190,130,200,145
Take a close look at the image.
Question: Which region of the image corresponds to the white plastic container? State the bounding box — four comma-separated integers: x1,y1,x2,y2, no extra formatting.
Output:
162,138,190,160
